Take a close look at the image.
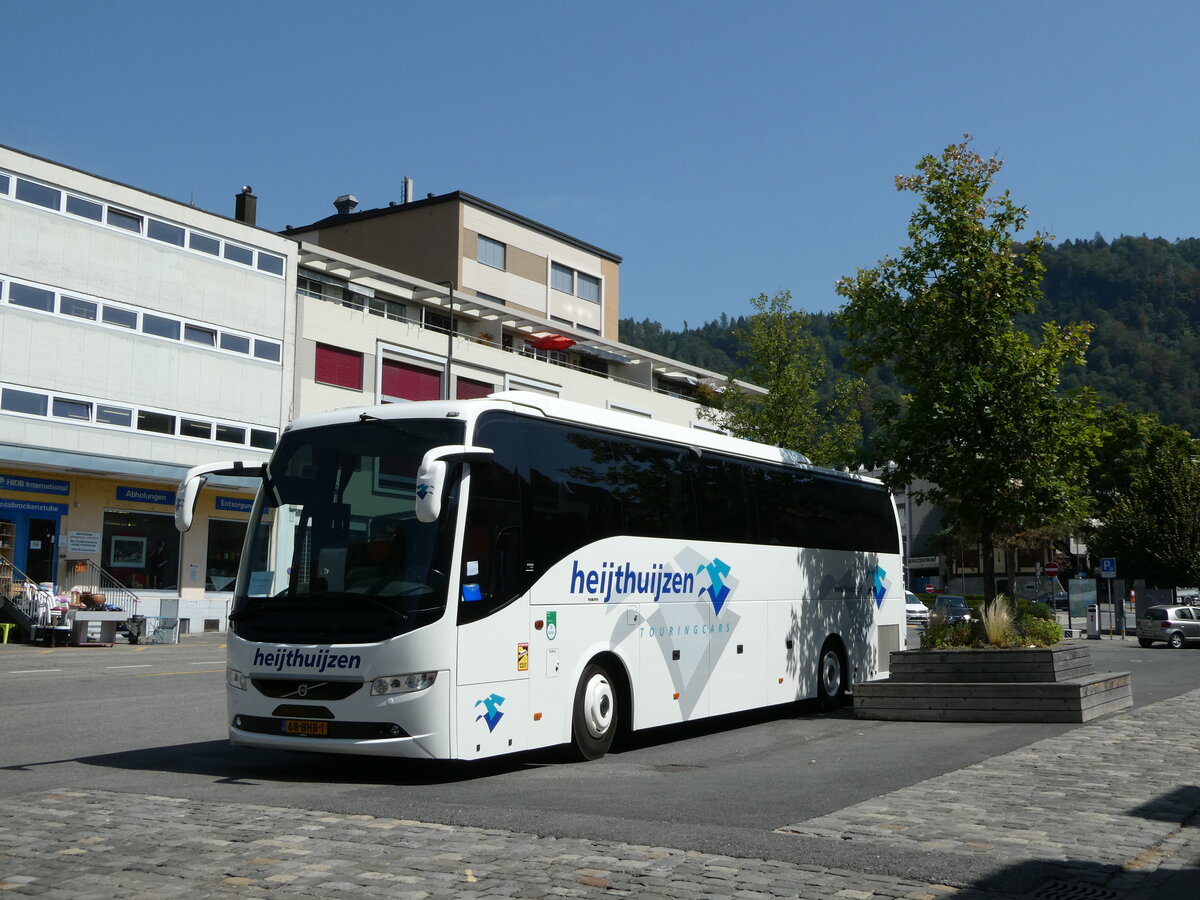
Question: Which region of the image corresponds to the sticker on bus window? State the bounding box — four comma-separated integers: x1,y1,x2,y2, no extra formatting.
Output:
247,571,274,596
517,643,529,672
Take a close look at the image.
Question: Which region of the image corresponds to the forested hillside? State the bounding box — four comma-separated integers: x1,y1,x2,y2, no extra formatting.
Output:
620,234,1200,436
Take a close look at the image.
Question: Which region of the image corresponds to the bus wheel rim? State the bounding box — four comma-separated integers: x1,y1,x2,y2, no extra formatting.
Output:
583,673,613,739
821,650,842,696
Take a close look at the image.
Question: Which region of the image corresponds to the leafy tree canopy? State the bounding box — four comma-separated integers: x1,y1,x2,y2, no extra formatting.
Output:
833,137,1098,601
696,291,862,468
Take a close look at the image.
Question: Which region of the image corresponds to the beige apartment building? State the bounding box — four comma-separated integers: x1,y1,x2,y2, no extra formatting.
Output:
0,144,738,636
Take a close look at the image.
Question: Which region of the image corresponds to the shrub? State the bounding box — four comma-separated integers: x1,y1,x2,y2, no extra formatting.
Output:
1017,599,1055,621
920,618,976,649
920,594,1063,649
1018,616,1063,647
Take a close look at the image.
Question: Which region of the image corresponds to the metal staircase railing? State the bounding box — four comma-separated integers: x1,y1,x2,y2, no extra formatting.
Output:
1,559,56,640
63,558,141,614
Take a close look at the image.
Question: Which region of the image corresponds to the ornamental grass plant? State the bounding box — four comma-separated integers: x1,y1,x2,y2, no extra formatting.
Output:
920,594,1062,649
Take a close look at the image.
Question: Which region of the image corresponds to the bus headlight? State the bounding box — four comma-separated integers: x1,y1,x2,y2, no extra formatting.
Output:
226,667,248,691
371,672,438,696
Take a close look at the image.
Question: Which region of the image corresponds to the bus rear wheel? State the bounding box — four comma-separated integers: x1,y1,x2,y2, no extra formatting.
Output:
571,663,617,760
817,639,847,711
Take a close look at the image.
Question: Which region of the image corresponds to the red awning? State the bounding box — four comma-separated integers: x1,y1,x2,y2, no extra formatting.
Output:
529,333,577,351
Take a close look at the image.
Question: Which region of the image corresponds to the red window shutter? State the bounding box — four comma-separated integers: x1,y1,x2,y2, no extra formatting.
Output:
315,344,363,390
382,359,441,401
455,377,493,400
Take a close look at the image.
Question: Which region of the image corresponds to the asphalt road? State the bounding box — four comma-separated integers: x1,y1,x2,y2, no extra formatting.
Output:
2,628,1197,873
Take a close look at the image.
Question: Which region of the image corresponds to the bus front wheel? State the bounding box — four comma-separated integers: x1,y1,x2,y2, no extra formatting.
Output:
571,663,617,760
817,639,847,711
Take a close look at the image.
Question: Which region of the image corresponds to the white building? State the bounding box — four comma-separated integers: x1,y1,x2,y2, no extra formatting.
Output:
0,144,742,635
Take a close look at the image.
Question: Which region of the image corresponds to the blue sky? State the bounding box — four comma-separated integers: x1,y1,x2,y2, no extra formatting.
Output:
4,1,1199,330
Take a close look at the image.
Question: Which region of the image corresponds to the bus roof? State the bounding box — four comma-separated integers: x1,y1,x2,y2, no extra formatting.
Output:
281,392,884,487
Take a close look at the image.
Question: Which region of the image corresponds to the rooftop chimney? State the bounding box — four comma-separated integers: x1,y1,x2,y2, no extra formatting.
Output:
334,194,359,216
235,186,257,225
402,177,413,204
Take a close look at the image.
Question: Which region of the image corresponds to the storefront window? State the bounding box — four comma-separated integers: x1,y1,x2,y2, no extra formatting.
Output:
206,519,247,592
101,511,178,590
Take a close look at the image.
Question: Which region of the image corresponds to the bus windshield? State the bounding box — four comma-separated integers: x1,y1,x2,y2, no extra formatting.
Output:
232,417,465,644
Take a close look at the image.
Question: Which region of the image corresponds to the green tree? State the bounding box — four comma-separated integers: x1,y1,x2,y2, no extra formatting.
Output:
697,290,863,467
834,137,1097,603
1094,450,1200,590
1089,405,1197,518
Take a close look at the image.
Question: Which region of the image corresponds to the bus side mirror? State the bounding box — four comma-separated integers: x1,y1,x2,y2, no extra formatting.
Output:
175,460,267,532
415,445,494,523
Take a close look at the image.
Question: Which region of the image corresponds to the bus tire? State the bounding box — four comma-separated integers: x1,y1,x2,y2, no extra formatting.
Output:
571,662,617,760
816,638,847,711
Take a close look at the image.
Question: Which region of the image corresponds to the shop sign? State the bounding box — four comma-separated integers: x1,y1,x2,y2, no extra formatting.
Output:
116,486,175,505
67,531,102,553
0,473,70,496
216,496,254,513
0,498,69,516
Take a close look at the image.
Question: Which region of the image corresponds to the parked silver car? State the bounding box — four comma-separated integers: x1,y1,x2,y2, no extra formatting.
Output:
905,591,930,624
1137,605,1200,649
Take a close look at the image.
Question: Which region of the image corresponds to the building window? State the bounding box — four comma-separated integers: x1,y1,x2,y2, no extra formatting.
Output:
455,377,493,400
189,233,220,255
206,519,247,593
368,295,406,321
101,511,178,591
148,219,186,246
478,235,506,270
137,410,176,434
577,273,601,303
107,208,142,233
220,333,251,354
551,263,574,293
224,243,254,265
142,314,180,340
96,405,132,426
9,283,55,312
184,325,217,346
316,343,364,390
257,252,285,275
66,195,103,221
60,296,98,320
250,429,277,450
52,398,91,420
215,424,247,444
381,358,441,401
16,178,61,210
180,419,212,439
102,306,138,329
1,388,48,416
253,340,281,362
424,310,451,334
549,262,602,303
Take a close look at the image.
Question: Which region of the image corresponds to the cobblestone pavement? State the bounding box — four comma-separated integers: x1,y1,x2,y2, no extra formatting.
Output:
2,691,1199,898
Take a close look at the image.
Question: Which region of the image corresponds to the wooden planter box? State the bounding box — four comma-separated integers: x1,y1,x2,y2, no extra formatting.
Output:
854,645,1131,723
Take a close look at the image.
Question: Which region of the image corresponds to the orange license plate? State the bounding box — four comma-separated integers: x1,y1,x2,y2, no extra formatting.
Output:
282,719,328,736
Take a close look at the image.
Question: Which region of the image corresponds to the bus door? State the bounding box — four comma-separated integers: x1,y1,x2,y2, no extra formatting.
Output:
452,438,531,760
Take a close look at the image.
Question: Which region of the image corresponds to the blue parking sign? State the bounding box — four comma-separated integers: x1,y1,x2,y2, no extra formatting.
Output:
1101,557,1116,578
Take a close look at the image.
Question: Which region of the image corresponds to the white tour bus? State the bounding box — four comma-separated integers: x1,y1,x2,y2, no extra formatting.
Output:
175,392,904,761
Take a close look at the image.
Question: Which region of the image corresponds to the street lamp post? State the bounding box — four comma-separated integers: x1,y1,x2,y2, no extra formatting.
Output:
439,281,455,400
